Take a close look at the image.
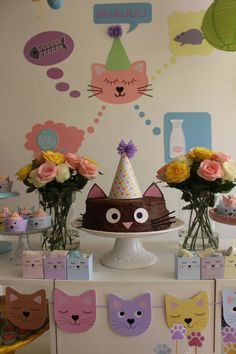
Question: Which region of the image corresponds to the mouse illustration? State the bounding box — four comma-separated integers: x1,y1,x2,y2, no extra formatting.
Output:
174,29,204,46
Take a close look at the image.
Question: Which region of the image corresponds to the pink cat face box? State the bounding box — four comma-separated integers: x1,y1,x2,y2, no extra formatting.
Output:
201,255,224,279
22,251,45,279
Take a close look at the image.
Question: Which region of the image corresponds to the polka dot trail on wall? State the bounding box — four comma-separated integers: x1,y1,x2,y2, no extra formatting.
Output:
150,56,178,81
86,106,106,134
133,105,161,136
46,67,81,99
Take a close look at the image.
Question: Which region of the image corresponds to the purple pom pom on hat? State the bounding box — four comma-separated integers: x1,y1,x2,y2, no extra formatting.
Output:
107,25,123,38
117,139,137,159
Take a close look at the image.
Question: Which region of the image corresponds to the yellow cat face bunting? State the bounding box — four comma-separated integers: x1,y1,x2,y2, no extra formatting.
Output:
165,292,209,334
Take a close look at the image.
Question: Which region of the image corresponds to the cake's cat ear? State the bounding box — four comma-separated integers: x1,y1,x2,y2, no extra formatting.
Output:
6,287,19,302
92,63,106,77
131,60,146,74
87,184,107,199
144,183,163,198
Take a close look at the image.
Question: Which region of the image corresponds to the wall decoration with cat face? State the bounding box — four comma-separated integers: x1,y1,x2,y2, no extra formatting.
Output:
108,293,151,336
6,287,47,330
222,289,236,329
165,292,209,334
88,26,152,104
54,289,96,333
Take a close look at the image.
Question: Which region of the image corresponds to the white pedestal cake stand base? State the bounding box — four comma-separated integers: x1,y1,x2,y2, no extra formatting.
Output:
81,219,184,269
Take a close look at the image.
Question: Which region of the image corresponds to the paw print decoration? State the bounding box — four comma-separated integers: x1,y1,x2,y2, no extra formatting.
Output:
153,343,172,354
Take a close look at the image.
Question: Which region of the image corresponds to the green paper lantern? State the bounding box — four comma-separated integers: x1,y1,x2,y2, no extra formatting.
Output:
202,0,236,51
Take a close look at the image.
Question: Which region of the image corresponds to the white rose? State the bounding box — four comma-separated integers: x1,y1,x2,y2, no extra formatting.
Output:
222,161,236,181
28,169,46,188
56,163,70,183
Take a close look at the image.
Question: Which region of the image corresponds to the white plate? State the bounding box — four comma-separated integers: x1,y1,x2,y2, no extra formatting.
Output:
80,218,184,239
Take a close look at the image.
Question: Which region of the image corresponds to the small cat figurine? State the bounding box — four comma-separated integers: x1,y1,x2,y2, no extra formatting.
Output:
82,183,174,233
6,287,47,330
222,289,236,328
217,195,236,217
108,293,151,336
54,289,96,333
165,292,208,334
89,61,152,104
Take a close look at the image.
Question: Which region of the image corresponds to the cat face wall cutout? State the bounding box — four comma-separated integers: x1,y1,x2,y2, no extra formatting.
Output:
223,289,236,329
89,61,152,104
165,292,209,334
82,183,173,233
54,289,96,333
6,287,47,330
108,293,151,336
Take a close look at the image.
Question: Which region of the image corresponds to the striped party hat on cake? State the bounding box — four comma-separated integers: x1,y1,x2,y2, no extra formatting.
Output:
109,140,142,199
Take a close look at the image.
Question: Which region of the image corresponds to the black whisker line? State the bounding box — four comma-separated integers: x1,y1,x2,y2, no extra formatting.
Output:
88,92,103,98
87,89,102,92
155,211,175,220
88,84,102,89
137,92,153,97
137,84,153,89
151,216,175,225
137,89,153,92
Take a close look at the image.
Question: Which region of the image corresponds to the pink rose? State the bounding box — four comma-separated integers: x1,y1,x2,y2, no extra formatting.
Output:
212,152,232,164
65,153,82,170
156,165,168,181
36,162,57,183
78,157,99,179
197,160,223,181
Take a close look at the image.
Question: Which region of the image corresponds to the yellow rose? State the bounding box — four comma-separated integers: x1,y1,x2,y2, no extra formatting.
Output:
165,161,190,184
42,151,65,165
15,163,33,181
187,147,214,161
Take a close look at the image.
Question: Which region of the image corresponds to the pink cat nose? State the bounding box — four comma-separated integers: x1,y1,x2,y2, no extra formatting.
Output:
122,222,133,229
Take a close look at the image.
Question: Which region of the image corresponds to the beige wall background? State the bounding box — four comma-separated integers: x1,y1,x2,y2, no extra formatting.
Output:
1,0,236,234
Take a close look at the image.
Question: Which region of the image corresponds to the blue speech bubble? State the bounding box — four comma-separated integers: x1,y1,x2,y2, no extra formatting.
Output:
94,3,152,33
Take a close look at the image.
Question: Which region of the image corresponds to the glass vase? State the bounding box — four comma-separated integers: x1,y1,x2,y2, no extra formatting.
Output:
39,190,80,251
178,192,219,251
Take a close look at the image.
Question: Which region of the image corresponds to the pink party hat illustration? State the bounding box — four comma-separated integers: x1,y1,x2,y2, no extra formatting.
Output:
109,140,142,199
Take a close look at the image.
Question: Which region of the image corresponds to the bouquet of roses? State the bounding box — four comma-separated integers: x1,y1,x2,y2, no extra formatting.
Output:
156,147,236,250
16,150,100,250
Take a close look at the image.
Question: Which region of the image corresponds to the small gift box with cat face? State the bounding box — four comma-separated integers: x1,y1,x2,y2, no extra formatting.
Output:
175,250,200,280
200,254,224,279
22,251,47,279
43,250,68,280
67,250,93,280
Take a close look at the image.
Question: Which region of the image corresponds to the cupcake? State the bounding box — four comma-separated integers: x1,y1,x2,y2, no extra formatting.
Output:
216,195,236,217
0,176,13,193
0,207,10,231
4,212,28,232
18,207,33,219
1,332,17,345
27,208,51,231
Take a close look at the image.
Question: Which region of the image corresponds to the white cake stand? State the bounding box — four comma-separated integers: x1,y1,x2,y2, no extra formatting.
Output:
79,219,184,269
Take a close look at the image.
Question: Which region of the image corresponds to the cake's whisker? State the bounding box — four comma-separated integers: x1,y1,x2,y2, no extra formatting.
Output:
151,221,175,229
151,215,175,226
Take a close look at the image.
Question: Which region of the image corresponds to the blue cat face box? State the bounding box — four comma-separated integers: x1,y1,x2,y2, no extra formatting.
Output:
67,251,93,280
176,255,200,280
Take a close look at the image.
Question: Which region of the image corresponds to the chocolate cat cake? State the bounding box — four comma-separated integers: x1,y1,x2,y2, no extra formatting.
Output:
82,140,174,233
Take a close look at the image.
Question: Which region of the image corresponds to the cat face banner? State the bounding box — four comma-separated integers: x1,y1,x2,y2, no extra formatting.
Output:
54,289,96,333
108,293,151,336
222,289,236,329
5,287,47,330
165,292,209,334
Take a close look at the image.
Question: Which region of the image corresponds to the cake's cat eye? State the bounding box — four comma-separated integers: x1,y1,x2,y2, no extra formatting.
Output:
106,208,121,224
134,208,149,223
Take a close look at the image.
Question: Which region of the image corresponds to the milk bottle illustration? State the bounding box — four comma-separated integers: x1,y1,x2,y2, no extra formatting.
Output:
169,119,186,159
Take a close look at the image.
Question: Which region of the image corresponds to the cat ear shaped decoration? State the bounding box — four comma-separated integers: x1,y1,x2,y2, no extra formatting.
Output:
222,289,236,328
54,289,96,333
5,287,47,330
108,293,151,336
165,291,209,334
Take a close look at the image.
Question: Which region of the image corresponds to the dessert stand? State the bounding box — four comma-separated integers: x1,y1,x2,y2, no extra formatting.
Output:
0,227,51,265
73,218,184,269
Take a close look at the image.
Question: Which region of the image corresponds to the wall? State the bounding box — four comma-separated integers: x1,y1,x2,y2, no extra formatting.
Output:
1,0,236,232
